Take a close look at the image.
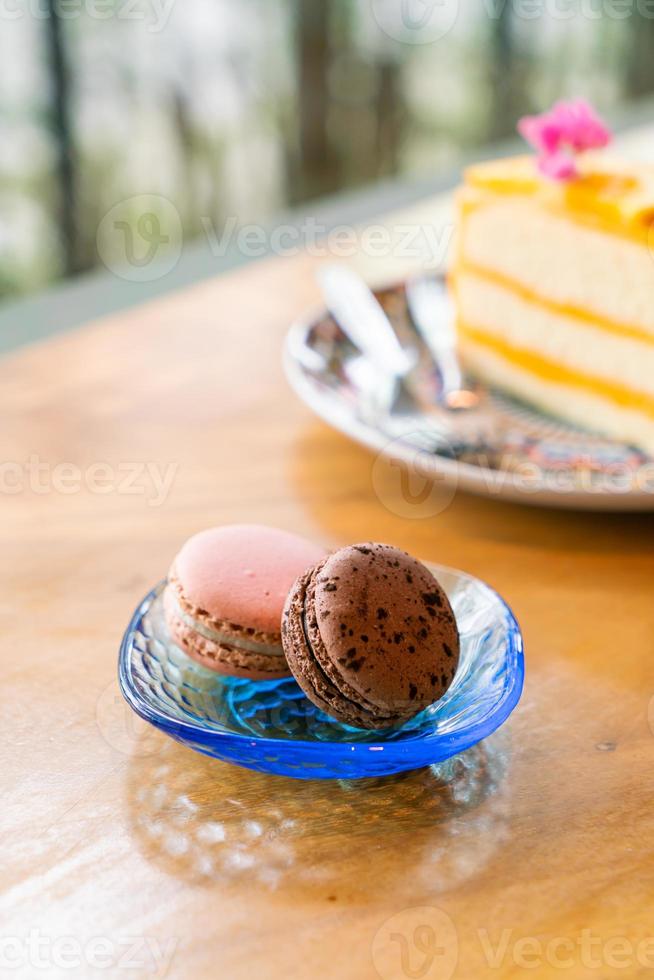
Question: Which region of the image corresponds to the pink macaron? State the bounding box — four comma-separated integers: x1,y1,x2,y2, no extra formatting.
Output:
164,524,325,679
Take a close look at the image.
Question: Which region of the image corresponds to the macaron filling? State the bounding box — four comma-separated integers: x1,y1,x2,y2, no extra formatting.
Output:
168,591,284,657
300,606,394,724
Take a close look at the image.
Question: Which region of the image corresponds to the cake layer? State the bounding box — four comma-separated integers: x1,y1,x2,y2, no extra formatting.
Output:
455,272,654,400
460,335,654,456
464,153,654,237
457,192,654,337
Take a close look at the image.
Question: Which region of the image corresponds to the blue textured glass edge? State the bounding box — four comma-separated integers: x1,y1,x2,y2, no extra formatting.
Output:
118,574,525,773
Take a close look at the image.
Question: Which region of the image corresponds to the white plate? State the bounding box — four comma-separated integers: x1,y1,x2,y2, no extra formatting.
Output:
283,277,654,512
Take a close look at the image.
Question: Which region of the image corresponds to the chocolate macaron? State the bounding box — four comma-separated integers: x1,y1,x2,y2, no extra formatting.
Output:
164,524,325,679
282,542,460,729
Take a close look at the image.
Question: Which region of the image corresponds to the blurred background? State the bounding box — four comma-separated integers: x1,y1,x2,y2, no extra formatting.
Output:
2,0,654,299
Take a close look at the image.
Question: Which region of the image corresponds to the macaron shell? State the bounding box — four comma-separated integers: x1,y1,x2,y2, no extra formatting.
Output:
282,568,402,729
164,585,290,679
168,571,282,649
173,524,326,634
313,544,459,710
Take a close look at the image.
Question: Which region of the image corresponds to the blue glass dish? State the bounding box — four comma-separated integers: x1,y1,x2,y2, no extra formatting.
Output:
118,564,524,779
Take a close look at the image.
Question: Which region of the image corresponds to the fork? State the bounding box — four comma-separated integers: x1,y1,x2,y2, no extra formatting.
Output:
404,275,480,411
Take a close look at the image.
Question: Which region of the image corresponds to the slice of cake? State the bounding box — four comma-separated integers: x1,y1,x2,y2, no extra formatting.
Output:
450,102,654,456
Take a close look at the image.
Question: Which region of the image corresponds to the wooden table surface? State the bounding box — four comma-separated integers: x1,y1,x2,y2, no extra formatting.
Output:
2,249,654,980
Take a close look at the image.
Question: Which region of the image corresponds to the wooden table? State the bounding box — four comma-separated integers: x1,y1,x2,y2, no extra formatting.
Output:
2,245,654,980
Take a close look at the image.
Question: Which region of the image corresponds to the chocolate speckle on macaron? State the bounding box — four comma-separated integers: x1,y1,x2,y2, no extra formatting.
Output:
282,542,460,729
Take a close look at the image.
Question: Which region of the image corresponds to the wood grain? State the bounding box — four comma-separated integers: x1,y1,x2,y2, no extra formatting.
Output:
1,251,654,980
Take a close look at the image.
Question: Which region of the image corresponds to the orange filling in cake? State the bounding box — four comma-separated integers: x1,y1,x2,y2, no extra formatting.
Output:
457,321,654,419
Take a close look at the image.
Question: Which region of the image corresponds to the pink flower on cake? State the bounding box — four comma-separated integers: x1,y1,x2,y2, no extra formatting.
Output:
518,99,612,181
538,150,577,181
